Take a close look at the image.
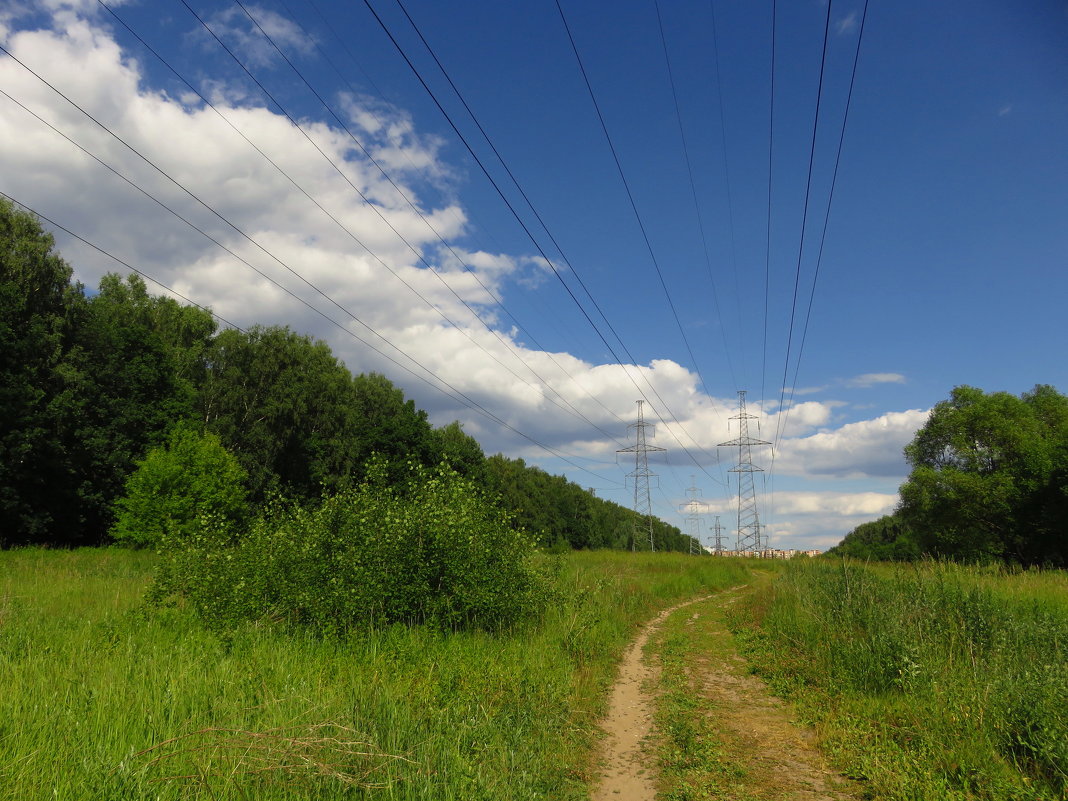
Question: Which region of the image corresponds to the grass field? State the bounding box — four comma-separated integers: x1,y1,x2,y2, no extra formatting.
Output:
6,549,1065,800
0,547,749,800
731,559,1068,801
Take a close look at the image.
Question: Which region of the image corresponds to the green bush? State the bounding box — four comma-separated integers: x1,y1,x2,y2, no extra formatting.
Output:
150,461,551,633
110,426,249,548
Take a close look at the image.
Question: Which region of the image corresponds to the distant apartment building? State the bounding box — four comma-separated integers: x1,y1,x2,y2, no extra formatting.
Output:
708,548,821,558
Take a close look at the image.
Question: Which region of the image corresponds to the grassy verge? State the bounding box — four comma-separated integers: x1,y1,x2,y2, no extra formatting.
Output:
651,592,755,801
729,559,1068,801
0,547,748,800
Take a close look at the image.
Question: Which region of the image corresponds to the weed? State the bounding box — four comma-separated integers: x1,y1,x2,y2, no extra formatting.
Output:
0,547,748,800
733,559,1068,801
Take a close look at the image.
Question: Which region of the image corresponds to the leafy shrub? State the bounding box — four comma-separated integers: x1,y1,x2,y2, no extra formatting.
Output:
111,426,249,548
150,461,551,632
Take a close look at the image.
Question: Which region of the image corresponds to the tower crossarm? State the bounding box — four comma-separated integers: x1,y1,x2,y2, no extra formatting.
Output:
718,436,770,447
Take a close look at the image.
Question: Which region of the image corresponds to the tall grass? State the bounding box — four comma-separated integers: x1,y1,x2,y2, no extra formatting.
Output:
0,548,749,800
731,559,1068,801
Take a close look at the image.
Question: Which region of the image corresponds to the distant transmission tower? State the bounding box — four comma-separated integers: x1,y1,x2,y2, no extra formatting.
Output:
718,391,770,553
679,476,707,555
710,515,727,554
617,400,667,551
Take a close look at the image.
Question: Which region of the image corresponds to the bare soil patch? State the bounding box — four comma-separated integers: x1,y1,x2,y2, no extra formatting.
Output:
590,584,861,801
590,595,711,801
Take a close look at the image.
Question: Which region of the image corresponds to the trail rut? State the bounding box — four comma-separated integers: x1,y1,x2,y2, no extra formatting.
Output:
590,595,711,801
590,584,859,801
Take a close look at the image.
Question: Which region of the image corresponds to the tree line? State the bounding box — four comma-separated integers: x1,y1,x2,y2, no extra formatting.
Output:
1,198,689,552
829,384,1067,567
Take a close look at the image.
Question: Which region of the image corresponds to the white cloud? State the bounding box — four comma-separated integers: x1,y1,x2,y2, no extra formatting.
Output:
198,4,314,69
683,489,899,553
0,8,723,464
773,409,930,479
771,491,897,518
791,384,828,396
846,372,906,388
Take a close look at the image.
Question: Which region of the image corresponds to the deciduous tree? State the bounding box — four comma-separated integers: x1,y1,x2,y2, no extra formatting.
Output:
899,385,1067,566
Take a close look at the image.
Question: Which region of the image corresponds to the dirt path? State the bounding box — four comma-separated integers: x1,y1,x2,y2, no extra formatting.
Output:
591,584,859,801
590,594,712,801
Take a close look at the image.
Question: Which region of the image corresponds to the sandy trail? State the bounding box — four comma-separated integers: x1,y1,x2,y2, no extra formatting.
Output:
590,594,712,801
590,585,858,801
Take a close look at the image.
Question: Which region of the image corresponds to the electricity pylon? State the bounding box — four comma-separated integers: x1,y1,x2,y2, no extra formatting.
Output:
718,391,770,553
710,515,727,554
679,476,706,555
617,400,666,551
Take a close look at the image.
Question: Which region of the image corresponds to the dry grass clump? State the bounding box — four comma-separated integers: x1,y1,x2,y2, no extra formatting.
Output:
130,722,411,792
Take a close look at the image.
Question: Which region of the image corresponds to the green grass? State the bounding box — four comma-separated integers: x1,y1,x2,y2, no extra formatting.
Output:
0,547,749,800
651,594,755,801
730,559,1068,801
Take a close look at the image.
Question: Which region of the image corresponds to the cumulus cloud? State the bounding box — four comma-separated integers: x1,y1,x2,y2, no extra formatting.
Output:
773,409,930,479
771,491,897,518
769,490,898,550
0,5,725,459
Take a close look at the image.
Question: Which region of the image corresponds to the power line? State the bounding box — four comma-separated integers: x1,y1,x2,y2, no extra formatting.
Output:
707,0,747,393
203,0,628,445
385,0,673,428
0,191,246,336
782,0,871,444
99,0,623,446
772,0,834,450
653,0,737,401
176,1,625,446
0,50,619,484
554,0,718,409
760,0,778,412
361,0,726,484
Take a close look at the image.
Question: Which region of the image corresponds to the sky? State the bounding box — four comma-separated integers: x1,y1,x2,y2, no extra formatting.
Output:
1,0,1065,551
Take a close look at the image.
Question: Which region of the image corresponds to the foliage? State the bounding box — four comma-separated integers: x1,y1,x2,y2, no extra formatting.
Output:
825,513,921,561
110,426,249,549
349,372,438,484
484,453,693,552
151,462,551,632
428,420,486,481
1,201,208,546
56,274,212,541
0,197,81,544
196,327,451,503
197,326,363,500
899,384,1068,566
731,559,1068,801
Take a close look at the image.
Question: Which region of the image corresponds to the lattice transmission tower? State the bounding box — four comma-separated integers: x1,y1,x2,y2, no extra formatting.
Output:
617,400,667,551
709,515,727,554
718,391,770,553
679,476,707,555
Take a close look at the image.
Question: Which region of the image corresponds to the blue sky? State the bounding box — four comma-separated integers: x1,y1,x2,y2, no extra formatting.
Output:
1,0,1065,549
